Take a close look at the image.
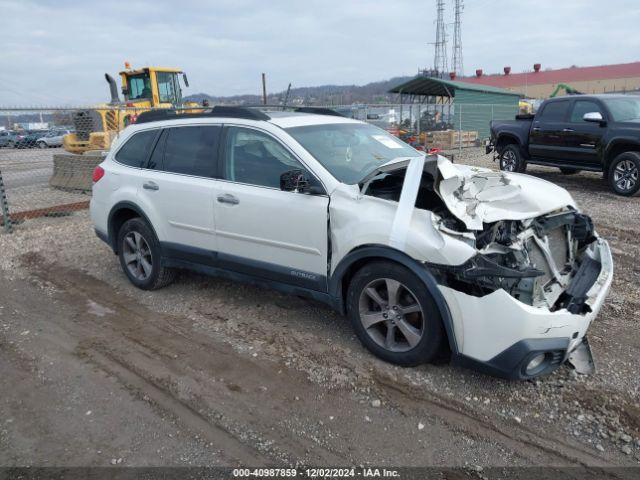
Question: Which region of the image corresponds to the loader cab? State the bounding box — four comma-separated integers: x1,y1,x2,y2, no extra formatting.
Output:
120,67,186,107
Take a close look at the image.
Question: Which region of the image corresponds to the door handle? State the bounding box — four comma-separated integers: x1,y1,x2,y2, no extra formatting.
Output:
532,127,541,132
562,128,575,132
217,193,239,205
143,181,159,191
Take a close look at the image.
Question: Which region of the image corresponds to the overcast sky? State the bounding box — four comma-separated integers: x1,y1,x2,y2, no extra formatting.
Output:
1,0,639,105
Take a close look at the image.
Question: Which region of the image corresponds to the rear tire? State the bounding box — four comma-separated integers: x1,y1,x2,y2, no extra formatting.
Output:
117,217,176,290
37,141,47,149
499,144,526,173
346,261,445,366
608,152,640,196
560,167,580,175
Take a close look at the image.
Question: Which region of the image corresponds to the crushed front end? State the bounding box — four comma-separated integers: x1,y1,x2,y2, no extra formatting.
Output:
430,208,613,379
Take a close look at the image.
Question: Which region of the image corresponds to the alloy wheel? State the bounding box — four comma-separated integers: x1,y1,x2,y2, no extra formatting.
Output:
613,159,639,192
358,278,425,352
501,150,517,171
122,231,153,281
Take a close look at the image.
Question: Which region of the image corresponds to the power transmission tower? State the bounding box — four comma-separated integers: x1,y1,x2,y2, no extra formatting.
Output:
433,0,448,75
451,0,464,77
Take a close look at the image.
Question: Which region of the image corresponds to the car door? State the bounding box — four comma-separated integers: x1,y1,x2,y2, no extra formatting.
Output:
136,125,221,255
529,100,571,160
213,125,329,292
562,99,607,167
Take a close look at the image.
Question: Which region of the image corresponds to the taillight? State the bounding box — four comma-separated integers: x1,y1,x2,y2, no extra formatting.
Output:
92,166,105,183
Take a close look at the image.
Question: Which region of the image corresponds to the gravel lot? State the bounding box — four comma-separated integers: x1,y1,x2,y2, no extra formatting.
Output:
0,147,639,469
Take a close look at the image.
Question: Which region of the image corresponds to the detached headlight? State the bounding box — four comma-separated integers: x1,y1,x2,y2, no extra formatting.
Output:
457,255,543,280
426,254,544,301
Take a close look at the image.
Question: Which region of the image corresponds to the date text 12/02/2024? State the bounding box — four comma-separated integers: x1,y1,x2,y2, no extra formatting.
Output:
232,468,400,478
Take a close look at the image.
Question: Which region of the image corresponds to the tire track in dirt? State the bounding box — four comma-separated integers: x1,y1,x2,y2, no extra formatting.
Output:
77,346,268,466
16,253,634,467
370,370,617,468
20,254,352,465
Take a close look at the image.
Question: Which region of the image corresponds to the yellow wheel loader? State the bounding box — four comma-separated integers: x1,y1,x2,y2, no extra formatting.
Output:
63,64,199,154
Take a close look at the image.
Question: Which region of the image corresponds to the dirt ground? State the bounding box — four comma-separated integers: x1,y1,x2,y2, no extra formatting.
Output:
0,148,639,469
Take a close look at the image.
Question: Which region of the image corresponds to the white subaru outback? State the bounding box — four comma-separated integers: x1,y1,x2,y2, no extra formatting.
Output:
90,107,613,379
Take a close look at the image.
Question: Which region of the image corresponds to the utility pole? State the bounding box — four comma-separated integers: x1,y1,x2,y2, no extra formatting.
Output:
433,0,448,76
451,0,464,77
261,73,267,105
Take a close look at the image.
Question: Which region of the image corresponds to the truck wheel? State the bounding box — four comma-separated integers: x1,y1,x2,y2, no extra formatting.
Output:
499,144,526,173
560,168,580,175
117,218,176,290
346,261,445,366
608,152,640,196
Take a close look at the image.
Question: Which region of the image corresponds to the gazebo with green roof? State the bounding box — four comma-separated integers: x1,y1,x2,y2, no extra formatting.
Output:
389,75,523,139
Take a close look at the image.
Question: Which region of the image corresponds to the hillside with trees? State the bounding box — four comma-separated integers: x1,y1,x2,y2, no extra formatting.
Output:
185,76,413,106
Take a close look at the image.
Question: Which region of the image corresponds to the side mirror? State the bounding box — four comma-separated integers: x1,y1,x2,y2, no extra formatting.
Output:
280,169,323,194
182,73,190,88
280,169,308,192
583,111,606,125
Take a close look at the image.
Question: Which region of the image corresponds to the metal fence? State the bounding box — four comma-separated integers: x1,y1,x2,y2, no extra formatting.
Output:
0,107,99,233
0,103,517,233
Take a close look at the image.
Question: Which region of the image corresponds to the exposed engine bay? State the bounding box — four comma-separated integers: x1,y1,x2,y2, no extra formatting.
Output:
428,210,600,311
360,157,602,312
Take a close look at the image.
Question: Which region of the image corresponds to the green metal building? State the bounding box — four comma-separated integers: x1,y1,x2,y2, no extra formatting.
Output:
389,76,523,139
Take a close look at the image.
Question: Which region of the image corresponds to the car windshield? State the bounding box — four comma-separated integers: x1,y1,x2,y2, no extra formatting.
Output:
286,123,422,184
602,97,640,122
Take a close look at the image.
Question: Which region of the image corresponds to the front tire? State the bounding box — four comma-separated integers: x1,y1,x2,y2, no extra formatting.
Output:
499,144,526,173
117,217,175,290
608,152,640,196
37,141,47,149
346,261,445,366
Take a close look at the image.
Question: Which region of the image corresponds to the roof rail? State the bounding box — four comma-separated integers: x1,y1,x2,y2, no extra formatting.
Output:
135,106,270,124
293,107,344,117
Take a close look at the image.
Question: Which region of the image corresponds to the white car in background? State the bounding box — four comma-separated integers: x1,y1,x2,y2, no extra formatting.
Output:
90,107,613,380
36,129,72,148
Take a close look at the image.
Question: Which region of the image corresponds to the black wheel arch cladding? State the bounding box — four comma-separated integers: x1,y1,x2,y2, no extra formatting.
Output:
329,245,459,354
107,201,159,254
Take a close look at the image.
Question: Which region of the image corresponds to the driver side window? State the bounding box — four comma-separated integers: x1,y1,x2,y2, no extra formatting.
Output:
223,127,307,189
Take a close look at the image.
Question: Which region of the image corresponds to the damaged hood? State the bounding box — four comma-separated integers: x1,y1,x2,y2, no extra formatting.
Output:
436,156,576,230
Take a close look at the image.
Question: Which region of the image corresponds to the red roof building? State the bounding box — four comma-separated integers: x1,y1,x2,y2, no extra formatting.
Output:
458,62,640,98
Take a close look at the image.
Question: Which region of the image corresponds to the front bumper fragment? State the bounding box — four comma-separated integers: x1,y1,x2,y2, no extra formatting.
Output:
440,238,613,379
566,336,595,375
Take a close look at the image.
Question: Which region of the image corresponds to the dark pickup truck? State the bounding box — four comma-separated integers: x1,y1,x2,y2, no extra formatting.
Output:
487,94,640,196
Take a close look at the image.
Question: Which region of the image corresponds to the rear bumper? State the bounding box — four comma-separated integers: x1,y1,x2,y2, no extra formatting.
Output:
443,238,613,379
95,228,109,247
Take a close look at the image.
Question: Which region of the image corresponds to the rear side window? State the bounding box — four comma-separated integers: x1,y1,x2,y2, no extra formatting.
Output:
115,130,158,167
162,126,221,177
570,100,604,123
539,101,569,121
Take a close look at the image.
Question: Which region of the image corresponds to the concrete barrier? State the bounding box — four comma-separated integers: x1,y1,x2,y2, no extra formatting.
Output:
49,153,104,192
